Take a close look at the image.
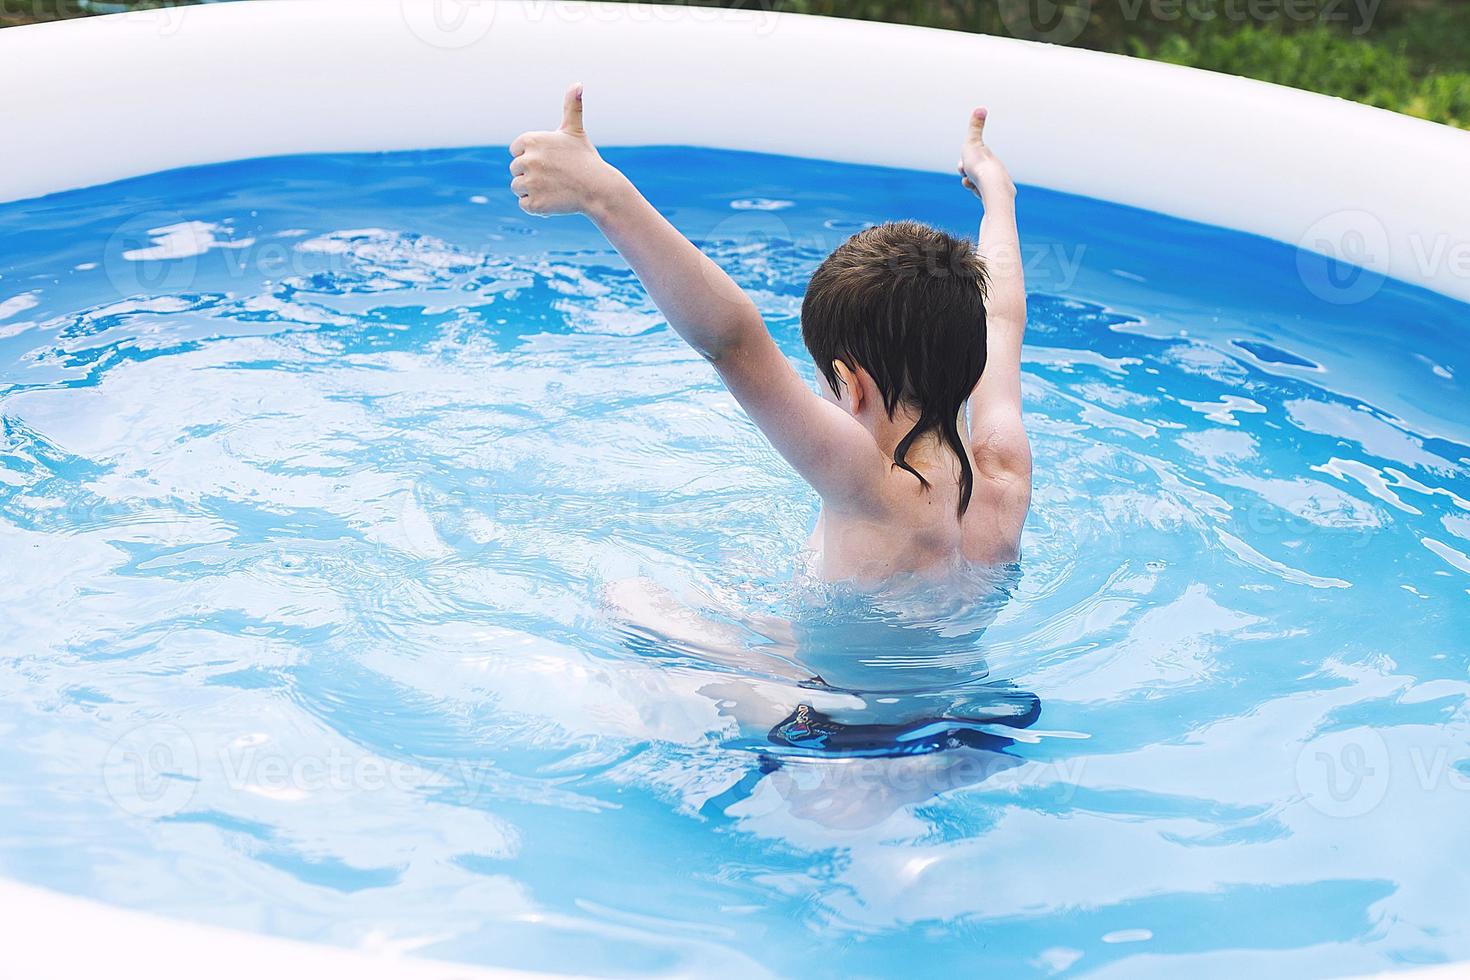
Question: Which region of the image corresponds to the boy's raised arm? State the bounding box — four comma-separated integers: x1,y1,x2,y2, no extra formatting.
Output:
509,85,883,504
958,108,1031,484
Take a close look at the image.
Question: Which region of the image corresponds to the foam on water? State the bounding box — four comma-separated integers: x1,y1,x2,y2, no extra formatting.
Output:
1,147,1468,977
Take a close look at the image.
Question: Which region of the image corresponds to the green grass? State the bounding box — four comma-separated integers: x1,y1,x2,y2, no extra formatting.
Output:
714,0,1470,129
4,0,1467,129
1143,23,1470,127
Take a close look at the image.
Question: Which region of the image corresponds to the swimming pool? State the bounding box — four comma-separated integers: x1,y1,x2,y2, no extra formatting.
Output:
2,139,1468,977
5,1,1470,977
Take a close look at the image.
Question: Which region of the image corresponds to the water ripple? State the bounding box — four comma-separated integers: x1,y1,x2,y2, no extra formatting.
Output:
0,147,1467,978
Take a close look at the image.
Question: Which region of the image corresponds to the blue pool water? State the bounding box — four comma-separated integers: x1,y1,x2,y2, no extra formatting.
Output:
1,147,1468,978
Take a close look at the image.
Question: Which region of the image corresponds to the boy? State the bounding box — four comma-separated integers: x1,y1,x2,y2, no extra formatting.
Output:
509,85,1031,586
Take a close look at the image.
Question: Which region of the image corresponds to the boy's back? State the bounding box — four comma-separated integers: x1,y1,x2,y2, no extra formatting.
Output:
810,432,1029,583
510,87,1031,587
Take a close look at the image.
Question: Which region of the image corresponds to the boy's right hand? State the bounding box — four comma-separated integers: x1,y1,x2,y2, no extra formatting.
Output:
957,107,1016,201
509,83,626,217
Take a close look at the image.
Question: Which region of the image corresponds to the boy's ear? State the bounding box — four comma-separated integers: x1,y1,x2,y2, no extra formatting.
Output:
831,360,863,415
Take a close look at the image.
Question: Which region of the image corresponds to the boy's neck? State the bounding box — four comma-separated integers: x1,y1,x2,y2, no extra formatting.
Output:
867,406,968,468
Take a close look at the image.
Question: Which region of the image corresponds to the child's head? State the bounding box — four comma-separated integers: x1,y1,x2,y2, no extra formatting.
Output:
801,221,989,514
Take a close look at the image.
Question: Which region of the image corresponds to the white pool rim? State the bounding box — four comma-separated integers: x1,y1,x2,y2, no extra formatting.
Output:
1,1,1467,976
3,0,1470,304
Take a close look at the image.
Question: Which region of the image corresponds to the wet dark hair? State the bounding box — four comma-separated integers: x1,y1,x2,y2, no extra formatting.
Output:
801,220,989,516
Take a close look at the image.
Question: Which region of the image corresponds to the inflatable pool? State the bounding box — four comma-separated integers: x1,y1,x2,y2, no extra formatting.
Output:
2,2,1468,977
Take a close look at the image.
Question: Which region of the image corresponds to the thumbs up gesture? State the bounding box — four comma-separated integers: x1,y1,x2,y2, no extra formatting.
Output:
509,83,624,216
957,107,1016,202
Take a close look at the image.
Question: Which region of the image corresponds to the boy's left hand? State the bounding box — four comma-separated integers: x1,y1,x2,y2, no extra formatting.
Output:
509,83,624,216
